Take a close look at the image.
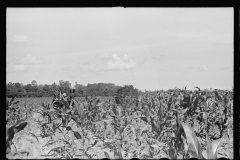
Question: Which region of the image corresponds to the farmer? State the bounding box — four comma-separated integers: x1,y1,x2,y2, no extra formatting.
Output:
62,92,75,113
60,93,69,113
62,93,68,101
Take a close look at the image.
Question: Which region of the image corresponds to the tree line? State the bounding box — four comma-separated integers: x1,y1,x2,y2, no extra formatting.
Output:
6,80,142,98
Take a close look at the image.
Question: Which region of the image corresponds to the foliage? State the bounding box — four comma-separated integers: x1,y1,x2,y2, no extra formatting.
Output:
7,81,139,98
6,86,233,159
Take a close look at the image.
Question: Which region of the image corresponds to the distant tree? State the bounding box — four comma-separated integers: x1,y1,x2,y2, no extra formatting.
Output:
116,85,139,101
7,82,13,87
31,80,38,86
43,84,50,96
24,84,32,93
37,89,45,97
59,80,71,94
14,82,22,89
103,87,109,96
38,84,43,90
31,85,38,93
20,89,27,97
115,96,122,104
7,82,18,97
43,84,50,92
75,83,85,97
29,92,37,97
6,81,143,98
50,82,59,97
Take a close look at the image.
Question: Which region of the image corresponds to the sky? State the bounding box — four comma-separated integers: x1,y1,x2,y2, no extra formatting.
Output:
6,8,233,91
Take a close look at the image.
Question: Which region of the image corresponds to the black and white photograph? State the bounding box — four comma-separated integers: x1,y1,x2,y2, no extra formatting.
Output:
6,8,233,159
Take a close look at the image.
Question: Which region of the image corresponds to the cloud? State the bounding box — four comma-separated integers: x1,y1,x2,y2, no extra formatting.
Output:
138,58,147,65
87,53,137,72
197,64,209,72
7,55,49,73
18,54,46,65
218,65,232,71
183,65,210,73
61,65,84,72
95,52,111,60
7,64,28,72
158,68,167,72
61,66,77,71
202,65,209,71
89,63,107,73
151,54,166,61
14,35,28,43
107,54,137,70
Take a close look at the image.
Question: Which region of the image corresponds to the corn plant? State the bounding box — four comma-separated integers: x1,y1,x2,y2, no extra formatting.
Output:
181,122,229,159
6,87,233,159
6,120,28,155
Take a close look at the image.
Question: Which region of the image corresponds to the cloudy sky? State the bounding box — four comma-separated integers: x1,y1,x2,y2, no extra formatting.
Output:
7,8,233,91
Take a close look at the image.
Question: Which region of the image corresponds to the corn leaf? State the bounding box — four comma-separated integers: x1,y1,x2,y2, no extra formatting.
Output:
104,151,110,158
114,150,118,159
140,125,149,136
150,116,158,134
117,141,123,159
66,126,72,131
182,123,204,159
6,141,11,154
206,133,215,159
14,121,27,133
74,132,81,139
168,140,177,159
139,116,148,123
157,99,163,122
211,134,225,159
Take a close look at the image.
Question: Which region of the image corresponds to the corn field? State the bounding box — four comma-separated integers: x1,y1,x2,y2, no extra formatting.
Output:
6,87,233,159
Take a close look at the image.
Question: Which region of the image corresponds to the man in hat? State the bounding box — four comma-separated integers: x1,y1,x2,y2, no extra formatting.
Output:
62,93,67,101
60,92,69,113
